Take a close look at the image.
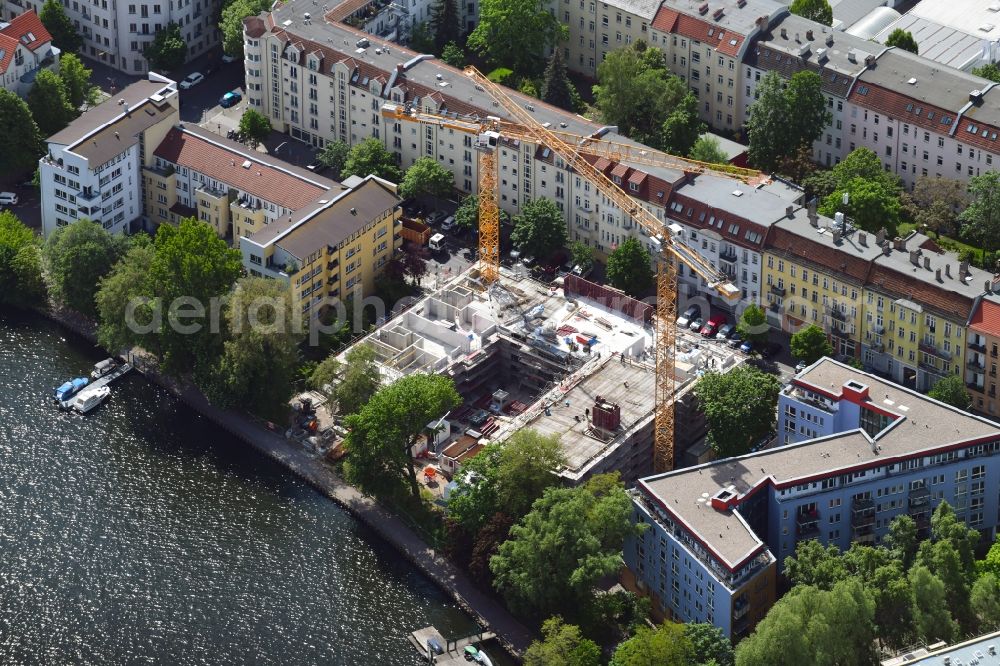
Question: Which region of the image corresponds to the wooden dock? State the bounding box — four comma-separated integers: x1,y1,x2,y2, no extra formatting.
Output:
409,626,497,664
89,362,133,390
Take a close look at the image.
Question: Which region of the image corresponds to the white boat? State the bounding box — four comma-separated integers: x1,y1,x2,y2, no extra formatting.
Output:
69,386,111,414
475,650,493,666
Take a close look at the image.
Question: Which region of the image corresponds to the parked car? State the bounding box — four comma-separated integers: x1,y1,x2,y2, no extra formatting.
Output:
688,316,704,332
676,305,700,328
469,409,489,427
179,72,205,89
795,360,808,373
700,315,726,338
739,340,754,354
716,323,735,340
0,192,18,206
425,211,445,225
440,215,456,232
219,90,242,108
728,332,743,348
221,53,239,64
571,263,593,279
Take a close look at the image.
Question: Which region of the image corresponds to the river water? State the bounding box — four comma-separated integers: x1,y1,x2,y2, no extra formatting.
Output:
0,309,476,665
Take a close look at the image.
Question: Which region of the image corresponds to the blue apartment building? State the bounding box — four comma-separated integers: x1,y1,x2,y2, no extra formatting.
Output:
624,358,1000,639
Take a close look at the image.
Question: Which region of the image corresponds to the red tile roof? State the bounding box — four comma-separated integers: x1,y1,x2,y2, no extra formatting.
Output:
848,84,956,136
970,298,1000,336
244,16,266,38
651,7,745,57
153,128,328,211
766,226,873,283
2,10,51,52
868,264,974,320
0,34,18,75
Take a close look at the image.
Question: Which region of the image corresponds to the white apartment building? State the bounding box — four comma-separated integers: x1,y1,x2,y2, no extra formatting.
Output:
10,0,219,74
39,74,178,237
0,10,57,95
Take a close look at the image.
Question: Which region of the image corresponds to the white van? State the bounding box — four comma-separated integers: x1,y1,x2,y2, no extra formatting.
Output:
0,192,18,206
429,233,445,251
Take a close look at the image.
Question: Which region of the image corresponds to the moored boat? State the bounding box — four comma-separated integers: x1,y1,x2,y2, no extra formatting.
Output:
91,358,118,379
53,377,89,403
68,385,111,414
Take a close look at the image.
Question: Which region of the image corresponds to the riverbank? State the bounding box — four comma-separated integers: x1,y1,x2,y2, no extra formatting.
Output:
36,304,533,658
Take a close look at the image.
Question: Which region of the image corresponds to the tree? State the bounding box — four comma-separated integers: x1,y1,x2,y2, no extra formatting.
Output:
429,0,460,50
144,22,187,72
440,41,465,68
972,573,1000,630
0,90,42,175
344,373,460,498
510,198,567,260
909,565,958,643
570,241,595,274
0,211,45,308
490,473,638,620
220,0,269,57
927,374,973,410
40,0,82,53
238,108,271,146
343,137,402,183
735,579,876,666
27,69,75,136
695,365,780,458
819,177,901,234
789,0,832,25
400,241,430,285
790,324,833,365
689,136,729,164
594,44,689,148
468,512,514,586
43,219,128,316
454,194,480,231
606,237,653,296
94,239,155,353
685,623,735,666
203,277,303,416
972,63,1000,83
408,22,436,54
977,537,1000,579
960,172,1000,257
466,0,567,75
918,538,973,632
929,501,980,582
901,176,968,237
524,617,601,666
59,54,99,110
541,48,575,111
884,514,918,569
610,622,692,666
315,140,350,179
737,303,768,343
334,344,381,416
885,28,918,54
660,91,705,156
784,540,848,590
307,354,341,392
747,71,830,172
398,157,454,200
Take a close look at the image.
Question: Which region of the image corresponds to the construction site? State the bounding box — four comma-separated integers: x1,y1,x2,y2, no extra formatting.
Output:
336,263,744,486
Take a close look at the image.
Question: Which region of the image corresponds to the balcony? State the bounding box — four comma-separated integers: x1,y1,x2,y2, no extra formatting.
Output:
919,361,947,377
796,509,820,538
968,359,986,371
969,340,987,353
968,381,985,393
908,485,931,508
733,595,750,621
327,259,339,270
770,285,786,297
920,341,951,360
76,188,100,204
719,248,737,263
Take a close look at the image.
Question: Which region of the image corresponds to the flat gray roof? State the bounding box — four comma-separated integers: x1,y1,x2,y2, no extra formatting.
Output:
661,0,785,38
876,14,987,71
872,232,992,299
48,78,172,147
830,0,893,31
604,0,663,21
860,48,988,112
67,99,173,168
640,358,1000,569
679,174,798,226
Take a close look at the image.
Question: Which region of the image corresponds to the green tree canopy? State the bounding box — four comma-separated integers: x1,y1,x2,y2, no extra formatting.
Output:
977,537,1000,579
972,63,1000,83
524,617,601,666
343,138,403,183
910,564,958,643
0,89,42,175
685,623,735,666
0,211,45,308
28,69,75,136
606,237,654,296
570,241,595,273
316,140,350,179
203,277,303,416
59,54,99,109
490,474,638,621
747,71,831,172
972,573,1000,630
960,172,1000,256
610,621,692,666
819,177,901,234
429,0,461,50
541,48,576,112
344,373,460,498
789,0,832,25
784,540,848,590
307,354,341,393
43,219,129,316
927,374,973,410
40,0,82,53
790,324,833,365
737,303,768,343
398,157,454,200
511,198,567,260
94,238,155,353
695,365,780,458
885,28,919,54
688,135,729,164
735,579,876,666
466,0,567,75
661,91,705,156
440,41,465,68
144,22,187,72
453,194,508,231
884,514,919,569
238,108,271,146
901,176,968,237
333,343,381,416
594,43,690,148
220,0,270,56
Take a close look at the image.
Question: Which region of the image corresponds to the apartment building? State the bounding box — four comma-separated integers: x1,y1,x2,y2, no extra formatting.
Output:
625,358,1000,638
239,174,402,316
0,9,55,95
8,0,219,75
145,123,338,240
39,74,179,237
561,0,657,78
965,294,1000,417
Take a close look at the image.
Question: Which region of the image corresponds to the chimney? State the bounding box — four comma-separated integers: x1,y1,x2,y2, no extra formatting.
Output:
960,260,970,279
923,256,931,270
806,29,814,40
832,228,842,244
946,264,952,278
909,249,920,265
876,228,886,246
936,268,942,282
809,213,818,228
781,27,787,39
987,280,993,294
785,205,794,218
396,63,404,74
826,33,834,46
893,236,906,252
882,242,891,256
858,232,867,246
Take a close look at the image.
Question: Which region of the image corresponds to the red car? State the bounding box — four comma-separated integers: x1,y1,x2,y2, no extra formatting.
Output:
700,315,727,337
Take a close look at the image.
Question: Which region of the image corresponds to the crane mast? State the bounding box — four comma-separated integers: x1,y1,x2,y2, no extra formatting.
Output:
462,66,739,473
